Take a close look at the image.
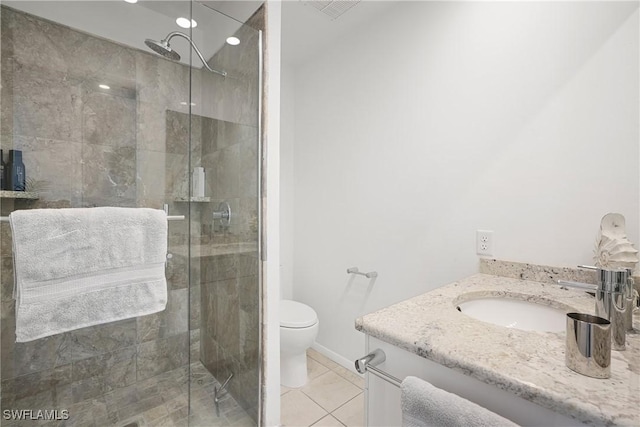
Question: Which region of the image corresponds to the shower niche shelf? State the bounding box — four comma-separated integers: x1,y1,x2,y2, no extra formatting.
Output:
0,191,39,199
174,196,211,203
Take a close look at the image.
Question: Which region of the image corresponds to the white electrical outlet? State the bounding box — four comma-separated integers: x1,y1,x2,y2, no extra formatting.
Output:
476,230,494,256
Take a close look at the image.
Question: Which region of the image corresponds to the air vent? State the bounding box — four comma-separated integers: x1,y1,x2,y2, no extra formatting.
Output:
304,0,361,20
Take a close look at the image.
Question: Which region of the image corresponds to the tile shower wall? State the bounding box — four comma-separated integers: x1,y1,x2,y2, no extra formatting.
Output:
0,5,192,418
0,4,261,424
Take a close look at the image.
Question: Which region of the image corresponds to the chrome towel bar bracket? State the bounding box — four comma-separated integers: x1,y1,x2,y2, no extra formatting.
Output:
355,349,402,388
347,267,378,279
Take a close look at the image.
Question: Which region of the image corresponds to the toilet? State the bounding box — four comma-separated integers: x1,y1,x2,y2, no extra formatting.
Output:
280,299,319,388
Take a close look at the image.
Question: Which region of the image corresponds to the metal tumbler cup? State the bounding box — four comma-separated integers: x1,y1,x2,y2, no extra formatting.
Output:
565,313,611,379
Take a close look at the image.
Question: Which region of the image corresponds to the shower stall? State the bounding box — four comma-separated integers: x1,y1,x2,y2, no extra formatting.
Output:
0,1,263,426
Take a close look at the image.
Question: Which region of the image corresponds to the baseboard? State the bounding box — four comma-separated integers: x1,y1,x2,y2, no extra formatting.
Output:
311,342,362,376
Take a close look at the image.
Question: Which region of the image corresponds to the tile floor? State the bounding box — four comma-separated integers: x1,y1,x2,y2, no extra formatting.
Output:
281,349,365,427
1,363,254,427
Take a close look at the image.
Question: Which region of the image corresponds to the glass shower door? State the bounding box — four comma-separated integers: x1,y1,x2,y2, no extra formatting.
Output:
0,1,262,425
186,2,262,426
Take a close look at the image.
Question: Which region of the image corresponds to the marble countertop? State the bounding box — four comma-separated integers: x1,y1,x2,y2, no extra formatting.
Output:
356,273,640,426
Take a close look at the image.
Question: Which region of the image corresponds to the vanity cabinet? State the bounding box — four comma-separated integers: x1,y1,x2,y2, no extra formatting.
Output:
364,336,587,426
357,273,639,425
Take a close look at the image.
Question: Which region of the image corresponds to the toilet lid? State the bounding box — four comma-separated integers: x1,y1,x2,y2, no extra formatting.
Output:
280,300,318,328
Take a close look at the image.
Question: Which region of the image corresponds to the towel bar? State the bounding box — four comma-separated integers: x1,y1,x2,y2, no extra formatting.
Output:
355,349,402,388
0,215,185,222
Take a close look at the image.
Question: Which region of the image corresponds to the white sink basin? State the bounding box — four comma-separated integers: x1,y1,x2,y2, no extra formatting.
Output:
457,298,567,332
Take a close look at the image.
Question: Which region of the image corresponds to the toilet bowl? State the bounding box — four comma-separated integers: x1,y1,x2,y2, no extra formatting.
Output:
280,299,319,388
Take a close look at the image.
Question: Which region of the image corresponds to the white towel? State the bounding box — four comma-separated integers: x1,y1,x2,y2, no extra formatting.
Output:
10,207,168,342
401,376,519,427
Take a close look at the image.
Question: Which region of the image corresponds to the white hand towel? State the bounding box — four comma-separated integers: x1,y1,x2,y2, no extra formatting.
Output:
10,207,168,342
401,376,519,427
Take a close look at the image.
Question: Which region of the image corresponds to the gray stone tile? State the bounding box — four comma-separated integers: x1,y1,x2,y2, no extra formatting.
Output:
237,255,258,279
141,404,169,423
82,88,136,149
71,346,137,392
135,101,167,153
68,375,108,404
1,302,72,379
200,330,218,376
167,405,189,425
10,135,83,205
5,7,135,86
62,407,97,427
1,256,14,302
116,394,164,423
62,319,137,362
238,198,259,243
136,333,189,380
135,151,167,208
163,393,187,413
136,313,161,344
215,279,239,357
190,329,201,362
201,254,237,283
165,253,188,290
190,285,201,331
103,383,139,411
1,57,16,137
1,363,72,403
208,143,240,200
0,221,12,257
238,138,258,200
163,152,189,200
10,62,83,142
165,110,192,155
136,289,188,343
9,389,57,411
81,144,136,207
201,117,219,155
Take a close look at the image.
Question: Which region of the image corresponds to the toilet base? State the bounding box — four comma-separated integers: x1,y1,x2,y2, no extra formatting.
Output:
281,352,308,388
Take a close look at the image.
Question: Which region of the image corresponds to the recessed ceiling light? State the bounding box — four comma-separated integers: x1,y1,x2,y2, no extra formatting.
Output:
99,84,110,90
176,17,197,29
123,0,138,4
226,37,240,46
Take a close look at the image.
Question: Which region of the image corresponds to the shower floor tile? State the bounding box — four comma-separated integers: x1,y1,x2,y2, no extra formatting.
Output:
2,362,253,427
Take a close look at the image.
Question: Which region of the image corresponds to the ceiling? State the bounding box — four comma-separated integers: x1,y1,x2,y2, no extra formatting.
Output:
3,0,399,70
3,0,263,68
282,0,398,67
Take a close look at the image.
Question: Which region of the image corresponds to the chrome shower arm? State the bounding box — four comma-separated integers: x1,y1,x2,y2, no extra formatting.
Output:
164,31,227,77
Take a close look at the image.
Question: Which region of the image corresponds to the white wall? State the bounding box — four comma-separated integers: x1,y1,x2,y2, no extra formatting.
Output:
280,62,295,301
282,1,640,365
264,1,281,425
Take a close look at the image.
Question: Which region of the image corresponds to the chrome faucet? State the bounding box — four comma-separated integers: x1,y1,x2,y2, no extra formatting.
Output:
558,266,629,351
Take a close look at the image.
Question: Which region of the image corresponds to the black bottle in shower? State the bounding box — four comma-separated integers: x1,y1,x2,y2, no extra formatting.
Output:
7,150,25,191
0,150,5,190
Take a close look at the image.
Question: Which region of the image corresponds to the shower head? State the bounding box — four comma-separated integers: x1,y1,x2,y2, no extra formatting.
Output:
144,38,181,61
144,31,226,78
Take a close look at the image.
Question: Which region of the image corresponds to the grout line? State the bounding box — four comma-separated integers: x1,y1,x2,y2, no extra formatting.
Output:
299,372,361,416
305,404,329,427
330,391,363,415
330,367,364,390
307,350,338,370
312,413,347,427
282,356,364,427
